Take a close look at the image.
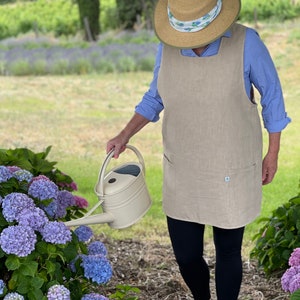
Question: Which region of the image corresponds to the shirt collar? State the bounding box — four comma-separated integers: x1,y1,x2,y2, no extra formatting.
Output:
181,29,232,56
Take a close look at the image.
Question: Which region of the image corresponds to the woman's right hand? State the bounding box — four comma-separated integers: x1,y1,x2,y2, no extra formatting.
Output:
106,132,129,158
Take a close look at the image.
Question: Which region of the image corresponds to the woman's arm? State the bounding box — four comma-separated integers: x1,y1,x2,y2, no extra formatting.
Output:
106,113,150,158
262,132,281,185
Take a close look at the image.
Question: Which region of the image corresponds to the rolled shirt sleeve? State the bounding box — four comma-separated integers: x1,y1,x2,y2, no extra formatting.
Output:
244,28,291,133
135,28,291,132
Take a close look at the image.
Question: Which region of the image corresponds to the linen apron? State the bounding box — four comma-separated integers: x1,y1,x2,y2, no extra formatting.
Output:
157,23,263,229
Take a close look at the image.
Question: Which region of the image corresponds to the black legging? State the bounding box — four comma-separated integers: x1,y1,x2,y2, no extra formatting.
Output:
167,216,245,300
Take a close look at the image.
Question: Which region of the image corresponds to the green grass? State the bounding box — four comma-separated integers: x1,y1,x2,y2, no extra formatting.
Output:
0,20,299,257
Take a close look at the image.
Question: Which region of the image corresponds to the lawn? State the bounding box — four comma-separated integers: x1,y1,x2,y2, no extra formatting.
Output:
0,20,299,257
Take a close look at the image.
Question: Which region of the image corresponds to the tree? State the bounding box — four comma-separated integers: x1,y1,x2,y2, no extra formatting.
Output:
76,0,100,41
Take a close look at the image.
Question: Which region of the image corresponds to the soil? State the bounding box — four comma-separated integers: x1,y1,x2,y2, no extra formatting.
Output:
98,236,289,300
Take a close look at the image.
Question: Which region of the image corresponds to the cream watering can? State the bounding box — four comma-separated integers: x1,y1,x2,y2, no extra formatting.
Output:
65,145,152,229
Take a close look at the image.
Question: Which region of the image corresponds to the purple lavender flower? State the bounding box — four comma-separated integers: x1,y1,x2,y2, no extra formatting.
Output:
2,193,35,222
3,292,25,300
281,265,300,292
0,225,37,257
0,279,5,294
81,293,108,300
289,248,300,267
13,169,33,182
28,178,58,200
88,241,107,256
0,166,13,183
81,254,112,284
16,207,48,231
41,221,72,244
47,284,70,300
74,225,93,242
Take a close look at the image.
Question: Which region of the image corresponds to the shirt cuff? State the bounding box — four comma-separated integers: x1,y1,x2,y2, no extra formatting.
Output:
263,113,291,133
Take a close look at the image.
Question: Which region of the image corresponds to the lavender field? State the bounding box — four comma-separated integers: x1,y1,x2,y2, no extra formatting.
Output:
0,32,158,75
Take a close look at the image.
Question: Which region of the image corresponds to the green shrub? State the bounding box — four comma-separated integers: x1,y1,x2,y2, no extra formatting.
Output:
8,60,31,76
251,182,300,275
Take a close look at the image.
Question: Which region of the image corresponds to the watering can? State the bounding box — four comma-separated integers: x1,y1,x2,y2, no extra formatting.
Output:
65,145,152,229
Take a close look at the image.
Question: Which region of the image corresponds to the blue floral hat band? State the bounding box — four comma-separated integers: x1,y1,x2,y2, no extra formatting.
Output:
168,0,222,33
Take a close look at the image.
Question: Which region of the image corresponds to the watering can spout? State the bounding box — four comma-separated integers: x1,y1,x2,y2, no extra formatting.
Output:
64,212,115,227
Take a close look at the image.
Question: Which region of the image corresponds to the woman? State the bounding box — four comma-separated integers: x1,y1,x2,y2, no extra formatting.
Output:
106,0,291,299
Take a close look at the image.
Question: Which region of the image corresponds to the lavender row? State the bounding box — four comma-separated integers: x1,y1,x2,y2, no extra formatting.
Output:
0,42,158,75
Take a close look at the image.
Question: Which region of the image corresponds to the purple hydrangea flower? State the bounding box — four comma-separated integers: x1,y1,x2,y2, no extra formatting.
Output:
43,199,58,218
0,225,37,257
13,169,33,182
73,195,89,209
289,248,300,267
81,254,112,284
74,225,93,242
47,284,70,300
81,293,108,300
55,190,76,218
0,279,5,294
0,166,13,183
281,265,300,292
3,292,25,300
2,193,35,222
28,178,58,200
6,166,21,172
41,221,72,244
88,241,107,256
289,273,300,293
16,207,48,231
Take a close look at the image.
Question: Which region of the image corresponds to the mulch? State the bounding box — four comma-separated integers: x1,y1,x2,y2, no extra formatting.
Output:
97,236,289,300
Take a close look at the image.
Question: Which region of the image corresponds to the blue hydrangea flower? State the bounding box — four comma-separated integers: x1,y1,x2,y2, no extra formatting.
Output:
54,190,76,218
47,284,70,300
88,241,107,256
28,178,58,200
2,193,35,222
81,254,112,284
0,279,5,294
41,221,72,244
0,195,2,206
43,199,58,218
3,292,25,300
0,225,37,257
74,225,93,242
16,207,48,231
81,293,108,300
0,166,13,183
13,169,33,182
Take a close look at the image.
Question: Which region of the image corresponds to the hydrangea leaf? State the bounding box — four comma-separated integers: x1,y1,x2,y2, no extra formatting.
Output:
19,261,38,277
5,255,21,270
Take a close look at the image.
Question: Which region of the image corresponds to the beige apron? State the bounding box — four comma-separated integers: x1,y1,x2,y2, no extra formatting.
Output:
157,23,263,229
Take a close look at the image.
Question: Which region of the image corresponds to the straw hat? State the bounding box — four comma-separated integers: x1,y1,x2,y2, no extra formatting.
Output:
154,0,241,48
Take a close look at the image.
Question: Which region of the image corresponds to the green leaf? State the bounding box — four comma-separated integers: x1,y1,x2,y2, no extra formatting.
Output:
291,289,300,300
45,260,57,274
5,255,21,270
19,261,38,277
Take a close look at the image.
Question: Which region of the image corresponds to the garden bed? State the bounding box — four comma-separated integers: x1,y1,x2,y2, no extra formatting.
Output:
99,236,289,300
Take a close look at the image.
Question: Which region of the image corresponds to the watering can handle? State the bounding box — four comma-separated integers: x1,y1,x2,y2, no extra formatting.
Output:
96,145,146,197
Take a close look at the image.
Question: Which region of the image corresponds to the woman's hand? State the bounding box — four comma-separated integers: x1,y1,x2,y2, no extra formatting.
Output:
106,113,150,158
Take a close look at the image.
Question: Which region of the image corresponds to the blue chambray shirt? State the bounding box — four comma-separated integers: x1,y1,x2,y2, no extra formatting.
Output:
135,27,291,133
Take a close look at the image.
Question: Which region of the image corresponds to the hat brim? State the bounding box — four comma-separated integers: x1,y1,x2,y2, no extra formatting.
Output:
154,0,241,49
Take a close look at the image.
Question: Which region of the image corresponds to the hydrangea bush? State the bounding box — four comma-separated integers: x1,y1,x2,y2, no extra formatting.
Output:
0,147,112,300
281,248,300,299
